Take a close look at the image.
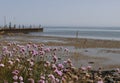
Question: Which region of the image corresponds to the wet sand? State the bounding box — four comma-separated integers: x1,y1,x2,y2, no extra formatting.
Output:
0,34,120,70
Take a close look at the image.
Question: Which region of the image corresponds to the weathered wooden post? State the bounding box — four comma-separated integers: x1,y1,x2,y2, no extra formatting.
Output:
9,22,11,29
39,24,41,28
30,25,32,28
22,25,24,28
14,24,16,29
19,25,21,29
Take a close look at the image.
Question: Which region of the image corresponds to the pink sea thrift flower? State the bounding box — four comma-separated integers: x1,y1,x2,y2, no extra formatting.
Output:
44,48,50,53
39,46,44,51
97,81,104,83
64,48,69,52
44,61,50,67
39,51,45,56
13,82,18,83
116,68,120,72
0,63,5,67
27,59,31,62
18,45,25,49
28,78,34,83
28,68,33,71
12,70,19,75
38,80,45,83
48,74,55,80
54,69,63,76
16,58,20,62
48,74,56,83
55,78,60,83
2,46,8,51
20,82,24,83
29,61,34,66
58,63,64,69
53,55,58,63
8,60,13,65
63,61,67,64
19,76,23,81
27,44,31,49
33,44,38,48
64,59,73,67
52,64,57,70
40,76,45,80
87,66,92,70
13,75,18,80
32,50,38,56
80,66,86,71
20,48,26,53
97,77,104,83
38,76,45,83
13,48,17,52
4,80,8,83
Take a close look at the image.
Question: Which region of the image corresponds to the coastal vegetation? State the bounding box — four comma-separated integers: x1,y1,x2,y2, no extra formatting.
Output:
0,41,120,83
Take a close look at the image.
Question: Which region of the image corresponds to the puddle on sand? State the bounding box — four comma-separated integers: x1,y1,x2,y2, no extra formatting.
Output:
45,46,120,68
71,48,120,68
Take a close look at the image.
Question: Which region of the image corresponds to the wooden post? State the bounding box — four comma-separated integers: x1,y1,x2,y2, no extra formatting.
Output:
19,24,21,29
9,22,11,29
14,24,16,29
4,16,6,28
76,31,78,39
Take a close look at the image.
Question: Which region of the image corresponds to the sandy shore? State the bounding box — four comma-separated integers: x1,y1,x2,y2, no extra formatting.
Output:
1,33,120,48
25,35,120,48
0,34,120,70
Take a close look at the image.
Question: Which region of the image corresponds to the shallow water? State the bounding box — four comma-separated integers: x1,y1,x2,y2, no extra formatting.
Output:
45,45,120,69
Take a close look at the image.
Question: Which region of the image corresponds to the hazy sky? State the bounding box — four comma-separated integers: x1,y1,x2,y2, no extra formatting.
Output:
0,0,120,27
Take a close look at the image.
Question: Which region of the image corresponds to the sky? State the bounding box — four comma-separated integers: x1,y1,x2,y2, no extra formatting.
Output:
0,0,120,27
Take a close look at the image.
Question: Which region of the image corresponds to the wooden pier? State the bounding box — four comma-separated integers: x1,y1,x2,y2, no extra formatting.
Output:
0,25,43,34
0,28,43,34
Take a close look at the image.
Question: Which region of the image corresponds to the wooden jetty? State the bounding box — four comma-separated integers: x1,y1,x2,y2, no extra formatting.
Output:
0,28,43,34
0,25,43,34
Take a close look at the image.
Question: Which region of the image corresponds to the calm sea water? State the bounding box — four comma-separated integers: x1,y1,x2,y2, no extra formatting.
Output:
30,27,120,40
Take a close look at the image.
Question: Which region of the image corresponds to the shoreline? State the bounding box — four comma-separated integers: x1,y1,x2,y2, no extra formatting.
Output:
25,35,120,48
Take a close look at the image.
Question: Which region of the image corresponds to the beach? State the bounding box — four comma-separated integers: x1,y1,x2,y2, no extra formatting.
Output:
1,1,120,82
1,33,120,70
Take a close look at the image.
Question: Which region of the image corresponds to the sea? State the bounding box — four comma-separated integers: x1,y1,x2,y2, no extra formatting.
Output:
30,26,120,40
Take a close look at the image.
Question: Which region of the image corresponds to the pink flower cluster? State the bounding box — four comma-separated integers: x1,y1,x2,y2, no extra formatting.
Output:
0,42,113,83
